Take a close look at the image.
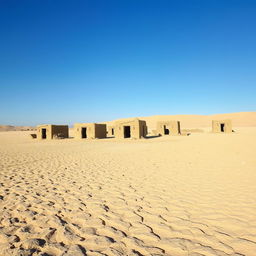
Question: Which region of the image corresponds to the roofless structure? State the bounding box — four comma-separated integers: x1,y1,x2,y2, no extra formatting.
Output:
37,125,69,140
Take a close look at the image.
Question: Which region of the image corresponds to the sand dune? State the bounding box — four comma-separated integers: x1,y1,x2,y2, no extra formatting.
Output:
0,125,35,132
0,128,256,255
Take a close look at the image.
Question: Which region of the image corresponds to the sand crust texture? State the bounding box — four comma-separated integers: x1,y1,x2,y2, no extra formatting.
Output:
0,128,256,256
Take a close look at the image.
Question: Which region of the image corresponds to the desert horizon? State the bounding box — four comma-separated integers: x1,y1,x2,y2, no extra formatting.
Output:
1,113,256,255
1,1,256,255
1,112,256,132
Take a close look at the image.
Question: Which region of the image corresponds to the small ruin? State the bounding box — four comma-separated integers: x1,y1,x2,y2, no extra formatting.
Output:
114,119,147,139
37,125,69,140
212,120,232,133
74,123,107,139
156,121,181,136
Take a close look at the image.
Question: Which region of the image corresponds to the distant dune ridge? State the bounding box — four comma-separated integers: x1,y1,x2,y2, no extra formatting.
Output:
0,125,35,132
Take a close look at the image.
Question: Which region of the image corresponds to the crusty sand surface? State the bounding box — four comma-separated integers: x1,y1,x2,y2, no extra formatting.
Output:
0,128,256,256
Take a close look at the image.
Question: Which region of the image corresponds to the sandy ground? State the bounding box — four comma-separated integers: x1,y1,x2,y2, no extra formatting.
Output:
0,128,256,256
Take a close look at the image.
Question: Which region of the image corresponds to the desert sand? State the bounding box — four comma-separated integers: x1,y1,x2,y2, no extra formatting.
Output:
0,126,35,132
0,114,256,255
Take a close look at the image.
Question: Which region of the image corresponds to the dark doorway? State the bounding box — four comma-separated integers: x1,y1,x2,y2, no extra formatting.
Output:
124,126,131,138
164,125,169,135
112,128,114,135
81,127,87,138
177,122,181,134
220,123,225,132
42,128,47,139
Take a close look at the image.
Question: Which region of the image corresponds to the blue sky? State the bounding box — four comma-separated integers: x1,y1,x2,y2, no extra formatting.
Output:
0,0,256,125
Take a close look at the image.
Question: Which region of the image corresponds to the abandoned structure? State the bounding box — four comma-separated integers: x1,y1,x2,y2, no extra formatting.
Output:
114,119,147,139
74,123,107,139
212,120,232,133
107,125,115,137
156,121,181,136
37,125,69,140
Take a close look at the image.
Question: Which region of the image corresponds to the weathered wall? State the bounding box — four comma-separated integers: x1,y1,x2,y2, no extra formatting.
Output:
74,123,94,139
138,120,147,138
74,123,106,139
37,125,68,139
212,120,232,133
156,121,181,136
52,125,69,139
114,119,147,139
37,125,51,140
107,125,115,137
95,124,107,139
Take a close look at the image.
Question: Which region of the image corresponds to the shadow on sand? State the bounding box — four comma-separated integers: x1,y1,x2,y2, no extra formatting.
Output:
145,135,160,139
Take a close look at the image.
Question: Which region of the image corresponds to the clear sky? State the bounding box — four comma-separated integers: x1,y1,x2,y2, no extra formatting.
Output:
1,0,256,125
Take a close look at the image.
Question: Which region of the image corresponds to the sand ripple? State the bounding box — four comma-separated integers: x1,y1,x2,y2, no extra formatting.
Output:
0,130,256,255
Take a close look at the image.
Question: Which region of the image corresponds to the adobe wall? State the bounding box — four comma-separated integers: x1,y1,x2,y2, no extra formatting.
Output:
37,125,68,139
212,120,232,133
156,121,181,136
74,123,95,139
95,124,107,139
107,125,115,137
74,123,106,139
114,119,147,139
37,125,51,140
52,125,69,139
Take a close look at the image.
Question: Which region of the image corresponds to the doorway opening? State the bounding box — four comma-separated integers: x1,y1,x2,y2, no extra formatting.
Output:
42,129,47,139
164,125,169,135
81,127,87,138
177,122,181,134
220,123,225,132
112,128,114,135
124,126,131,138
